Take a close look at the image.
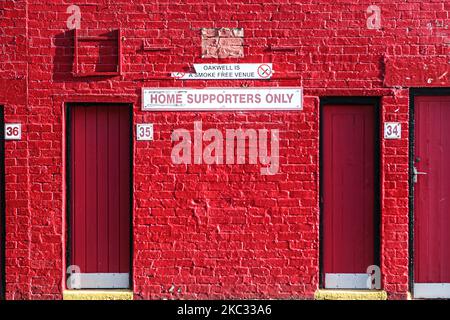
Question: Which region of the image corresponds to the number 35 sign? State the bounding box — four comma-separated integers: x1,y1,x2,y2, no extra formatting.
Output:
384,122,401,140
4,123,22,140
136,124,153,141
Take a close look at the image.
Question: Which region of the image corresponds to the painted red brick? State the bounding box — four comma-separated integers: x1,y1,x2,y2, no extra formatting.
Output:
0,0,448,300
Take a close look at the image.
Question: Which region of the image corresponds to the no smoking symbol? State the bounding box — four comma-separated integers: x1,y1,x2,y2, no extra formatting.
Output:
257,64,272,79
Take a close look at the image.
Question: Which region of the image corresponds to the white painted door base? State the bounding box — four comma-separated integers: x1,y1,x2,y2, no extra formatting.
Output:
325,273,371,289
71,273,130,289
414,283,450,299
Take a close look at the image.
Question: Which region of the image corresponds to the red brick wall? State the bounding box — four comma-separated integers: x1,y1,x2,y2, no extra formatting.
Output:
0,0,32,299
0,0,448,299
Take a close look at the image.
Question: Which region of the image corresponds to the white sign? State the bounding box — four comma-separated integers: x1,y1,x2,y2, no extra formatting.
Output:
142,88,302,111
4,123,21,140
136,124,153,141
384,122,401,139
171,63,273,80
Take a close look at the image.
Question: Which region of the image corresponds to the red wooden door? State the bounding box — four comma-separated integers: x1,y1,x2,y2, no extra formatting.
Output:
414,96,450,298
322,104,376,289
70,104,131,289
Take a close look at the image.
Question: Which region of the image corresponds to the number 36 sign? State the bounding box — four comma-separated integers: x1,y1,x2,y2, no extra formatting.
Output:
5,123,22,140
384,122,401,139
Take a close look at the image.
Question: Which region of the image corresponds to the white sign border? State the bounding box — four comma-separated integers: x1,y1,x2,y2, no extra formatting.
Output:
141,87,303,111
384,122,401,140
4,123,22,140
136,123,154,141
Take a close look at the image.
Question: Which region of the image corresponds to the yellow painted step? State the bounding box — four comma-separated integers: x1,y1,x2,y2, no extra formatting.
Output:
63,290,133,300
315,289,388,300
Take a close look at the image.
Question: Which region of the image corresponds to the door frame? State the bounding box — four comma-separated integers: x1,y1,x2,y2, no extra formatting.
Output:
408,88,450,296
0,106,5,299
319,97,381,289
65,102,134,289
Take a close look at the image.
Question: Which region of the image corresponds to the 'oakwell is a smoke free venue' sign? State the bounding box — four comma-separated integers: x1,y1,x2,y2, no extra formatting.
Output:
142,88,302,111
171,63,274,80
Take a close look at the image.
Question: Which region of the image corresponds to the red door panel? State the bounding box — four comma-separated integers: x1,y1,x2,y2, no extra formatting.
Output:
322,104,375,275
70,104,131,278
414,96,450,283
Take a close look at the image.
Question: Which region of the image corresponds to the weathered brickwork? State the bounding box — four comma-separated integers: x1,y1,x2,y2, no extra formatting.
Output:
0,0,448,300
201,28,245,58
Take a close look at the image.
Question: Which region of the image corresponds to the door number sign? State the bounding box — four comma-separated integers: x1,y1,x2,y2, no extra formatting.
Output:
384,122,401,139
136,124,153,141
5,123,22,140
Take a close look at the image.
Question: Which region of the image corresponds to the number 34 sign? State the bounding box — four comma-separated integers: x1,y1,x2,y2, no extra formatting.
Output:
4,123,22,140
384,122,401,140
